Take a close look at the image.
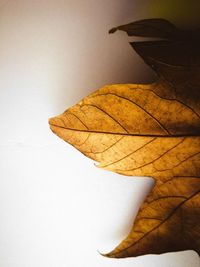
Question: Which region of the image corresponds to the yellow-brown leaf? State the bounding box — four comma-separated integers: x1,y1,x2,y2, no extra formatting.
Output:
49,82,200,257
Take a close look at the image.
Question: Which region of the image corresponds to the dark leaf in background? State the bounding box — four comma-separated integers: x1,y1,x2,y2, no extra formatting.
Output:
109,18,180,40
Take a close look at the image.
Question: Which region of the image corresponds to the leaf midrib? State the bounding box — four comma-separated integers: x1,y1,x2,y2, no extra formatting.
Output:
49,124,200,138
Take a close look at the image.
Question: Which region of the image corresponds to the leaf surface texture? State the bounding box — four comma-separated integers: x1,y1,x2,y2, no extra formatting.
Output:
49,81,200,257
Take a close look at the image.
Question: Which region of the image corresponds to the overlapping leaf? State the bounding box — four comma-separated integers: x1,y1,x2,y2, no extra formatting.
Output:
49,19,200,257
109,18,179,39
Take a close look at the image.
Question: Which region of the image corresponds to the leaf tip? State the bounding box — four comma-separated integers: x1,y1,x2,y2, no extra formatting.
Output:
97,250,115,258
94,162,101,168
109,27,118,34
48,117,56,131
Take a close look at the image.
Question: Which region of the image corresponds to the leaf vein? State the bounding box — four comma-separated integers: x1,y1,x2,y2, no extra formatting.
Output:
101,138,156,168
94,93,171,135
112,189,200,257
116,138,185,172
80,104,129,133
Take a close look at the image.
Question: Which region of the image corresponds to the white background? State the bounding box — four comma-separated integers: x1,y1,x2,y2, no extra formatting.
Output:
0,1,200,267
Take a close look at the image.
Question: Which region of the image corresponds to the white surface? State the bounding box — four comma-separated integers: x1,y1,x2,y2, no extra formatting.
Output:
0,1,200,267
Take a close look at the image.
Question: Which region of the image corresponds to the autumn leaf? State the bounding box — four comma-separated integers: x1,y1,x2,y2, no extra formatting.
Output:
49,19,200,257
109,18,200,42
49,82,200,257
109,18,179,40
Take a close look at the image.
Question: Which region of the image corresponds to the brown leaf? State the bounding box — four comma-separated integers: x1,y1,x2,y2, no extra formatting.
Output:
109,18,200,42
109,18,179,40
49,18,200,258
49,80,200,257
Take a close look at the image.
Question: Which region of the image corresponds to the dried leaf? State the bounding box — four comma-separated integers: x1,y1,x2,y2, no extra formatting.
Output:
49,80,200,257
109,18,200,42
109,18,179,40
49,19,200,258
